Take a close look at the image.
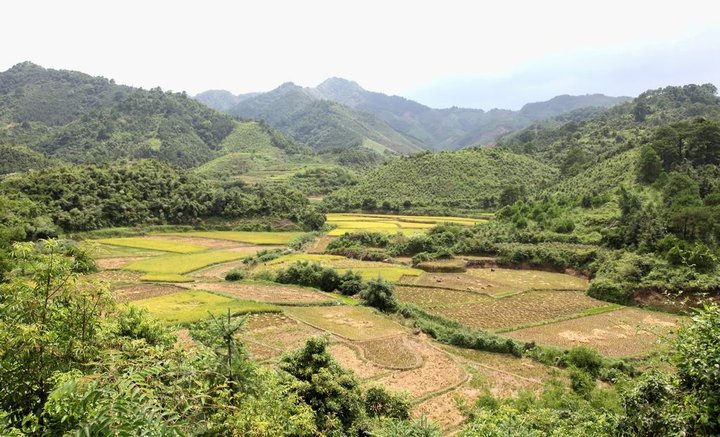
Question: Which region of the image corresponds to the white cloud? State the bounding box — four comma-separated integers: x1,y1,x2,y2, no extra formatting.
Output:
2,0,718,107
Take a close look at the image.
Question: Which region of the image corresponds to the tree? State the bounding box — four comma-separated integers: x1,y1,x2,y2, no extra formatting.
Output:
637,145,662,184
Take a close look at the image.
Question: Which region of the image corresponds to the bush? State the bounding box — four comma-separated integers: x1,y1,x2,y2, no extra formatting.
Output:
569,367,595,398
338,270,365,296
225,268,246,281
360,278,398,313
363,386,410,419
567,347,604,377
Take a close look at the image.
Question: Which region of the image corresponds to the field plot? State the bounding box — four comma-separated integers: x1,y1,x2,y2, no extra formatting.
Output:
140,273,193,283
357,335,422,369
94,237,208,254
400,268,587,296
283,305,406,340
131,290,279,324
113,283,185,302
255,253,424,283
184,281,335,304
96,256,148,270
326,213,486,236
467,268,588,291
378,338,466,399
242,313,325,359
329,343,388,379
396,286,488,308
434,290,612,332
91,243,165,259
412,390,467,430
505,307,680,357
162,231,302,245
125,250,248,275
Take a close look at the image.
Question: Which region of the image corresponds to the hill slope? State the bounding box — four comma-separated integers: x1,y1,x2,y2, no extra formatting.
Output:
323,148,558,212
228,82,425,154
0,62,237,168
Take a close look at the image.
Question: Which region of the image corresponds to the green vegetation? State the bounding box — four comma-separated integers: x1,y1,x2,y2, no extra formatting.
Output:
323,148,558,213
139,273,193,283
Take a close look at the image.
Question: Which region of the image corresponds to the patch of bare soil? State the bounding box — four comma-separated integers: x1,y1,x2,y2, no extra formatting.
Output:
399,273,512,296
113,283,184,302
378,338,466,399
329,343,387,379
357,335,422,369
185,282,333,304
96,257,148,270
174,329,197,351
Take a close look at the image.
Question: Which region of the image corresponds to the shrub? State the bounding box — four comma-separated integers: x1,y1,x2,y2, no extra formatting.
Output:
338,270,365,296
569,367,595,398
567,346,604,377
363,386,410,419
225,268,246,281
360,278,398,313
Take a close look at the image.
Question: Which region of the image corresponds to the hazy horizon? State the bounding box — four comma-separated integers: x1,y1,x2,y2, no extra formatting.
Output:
2,0,719,110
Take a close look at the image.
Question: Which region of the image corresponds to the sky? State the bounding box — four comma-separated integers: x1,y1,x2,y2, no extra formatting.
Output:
2,0,719,110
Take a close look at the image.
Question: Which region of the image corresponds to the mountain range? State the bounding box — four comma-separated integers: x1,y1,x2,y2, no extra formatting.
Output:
196,78,630,152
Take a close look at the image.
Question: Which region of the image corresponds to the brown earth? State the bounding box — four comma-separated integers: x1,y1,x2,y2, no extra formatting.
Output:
184,282,334,304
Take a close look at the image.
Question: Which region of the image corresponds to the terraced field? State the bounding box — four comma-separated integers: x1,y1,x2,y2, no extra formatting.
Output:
326,213,488,236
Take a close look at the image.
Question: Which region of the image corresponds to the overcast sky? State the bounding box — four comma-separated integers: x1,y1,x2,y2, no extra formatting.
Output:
2,0,719,109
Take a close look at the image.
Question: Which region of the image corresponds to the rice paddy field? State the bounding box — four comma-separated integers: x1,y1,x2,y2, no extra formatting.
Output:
84,228,682,433
326,213,488,236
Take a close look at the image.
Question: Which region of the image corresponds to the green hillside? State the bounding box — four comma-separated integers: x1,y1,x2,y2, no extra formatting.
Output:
0,63,236,168
228,82,425,153
323,148,558,212
0,144,53,174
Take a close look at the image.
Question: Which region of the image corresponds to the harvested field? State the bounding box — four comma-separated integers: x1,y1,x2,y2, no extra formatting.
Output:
242,313,324,352
163,231,302,245
91,243,165,258
505,307,680,357
113,283,184,302
336,267,423,282
329,343,387,379
131,290,280,324
467,268,588,291
185,281,334,304
441,345,563,384
94,237,208,254
140,273,193,283
357,335,423,369
433,290,610,331
96,257,148,270
412,390,466,430
145,235,247,249
307,235,335,254
87,270,142,284
396,286,487,308
283,306,406,340
399,272,514,296
378,338,466,399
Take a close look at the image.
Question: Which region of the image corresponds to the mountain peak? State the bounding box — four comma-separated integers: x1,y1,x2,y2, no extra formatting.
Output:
317,77,364,92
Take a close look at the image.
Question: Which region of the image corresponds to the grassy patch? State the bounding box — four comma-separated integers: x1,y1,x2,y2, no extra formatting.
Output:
131,290,280,324
283,305,405,340
140,273,194,283
163,231,302,245
125,250,247,274
95,237,208,254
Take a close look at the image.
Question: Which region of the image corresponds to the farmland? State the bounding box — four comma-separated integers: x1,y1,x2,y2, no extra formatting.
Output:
326,212,488,236
80,228,684,433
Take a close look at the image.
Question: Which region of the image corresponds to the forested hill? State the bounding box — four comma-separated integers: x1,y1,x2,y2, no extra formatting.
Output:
0,62,237,169
499,83,720,178
227,82,426,154
322,148,558,212
198,77,628,151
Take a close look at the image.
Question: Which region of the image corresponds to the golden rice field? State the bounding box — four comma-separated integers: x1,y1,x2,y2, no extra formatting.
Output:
125,250,248,275
130,290,280,324
161,231,302,245
326,213,488,236
94,237,209,254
